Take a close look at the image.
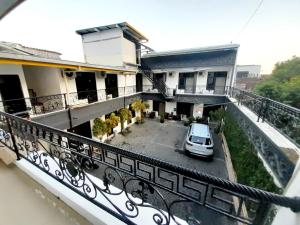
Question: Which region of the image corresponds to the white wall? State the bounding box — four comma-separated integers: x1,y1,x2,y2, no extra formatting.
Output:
272,161,300,225
154,65,234,92
81,28,123,66
0,64,30,99
95,72,106,101
122,38,136,65
236,65,261,78
165,102,177,115
165,72,178,89
192,103,204,118
23,66,62,96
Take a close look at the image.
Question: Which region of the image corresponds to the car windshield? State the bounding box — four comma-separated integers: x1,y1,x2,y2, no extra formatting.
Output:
189,135,206,144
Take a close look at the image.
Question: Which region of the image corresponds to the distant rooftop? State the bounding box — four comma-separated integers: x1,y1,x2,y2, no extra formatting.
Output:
76,22,148,42
142,44,239,58
0,41,61,59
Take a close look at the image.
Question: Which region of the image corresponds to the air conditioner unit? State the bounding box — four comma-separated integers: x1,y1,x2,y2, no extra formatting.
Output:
64,70,76,79
99,71,107,78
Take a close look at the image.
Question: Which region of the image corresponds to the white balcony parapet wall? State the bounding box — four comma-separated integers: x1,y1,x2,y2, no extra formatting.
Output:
16,155,186,225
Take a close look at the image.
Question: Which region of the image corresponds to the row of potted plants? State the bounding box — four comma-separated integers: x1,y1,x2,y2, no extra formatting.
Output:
92,100,149,141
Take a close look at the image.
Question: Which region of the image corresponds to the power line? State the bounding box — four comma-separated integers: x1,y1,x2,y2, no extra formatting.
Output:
233,0,264,40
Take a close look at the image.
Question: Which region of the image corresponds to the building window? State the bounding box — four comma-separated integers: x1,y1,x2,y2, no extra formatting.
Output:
206,72,215,90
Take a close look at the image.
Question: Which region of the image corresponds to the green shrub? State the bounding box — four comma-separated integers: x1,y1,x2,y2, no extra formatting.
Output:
224,113,281,193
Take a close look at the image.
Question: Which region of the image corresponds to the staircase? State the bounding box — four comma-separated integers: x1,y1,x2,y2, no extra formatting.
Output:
139,63,172,98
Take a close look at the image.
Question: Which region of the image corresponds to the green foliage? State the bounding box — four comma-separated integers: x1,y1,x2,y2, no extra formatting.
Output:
132,100,146,112
118,108,132,131
223,113,281,193
209,108,226,121
105,113,120,134
254,56,300,108
92,118,107,138
132,100,149,121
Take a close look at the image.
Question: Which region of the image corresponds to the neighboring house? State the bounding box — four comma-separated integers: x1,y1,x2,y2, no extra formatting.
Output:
141,44,239,118
236,65,261,78
0,41,62,59
235,65,262,90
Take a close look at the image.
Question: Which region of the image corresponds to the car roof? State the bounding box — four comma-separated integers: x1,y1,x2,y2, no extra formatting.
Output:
190,123,211,138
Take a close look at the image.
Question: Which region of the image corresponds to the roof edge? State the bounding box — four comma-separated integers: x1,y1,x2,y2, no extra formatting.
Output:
142,44,239,58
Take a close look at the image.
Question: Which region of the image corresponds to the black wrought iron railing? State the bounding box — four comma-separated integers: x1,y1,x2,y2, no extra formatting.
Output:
230,87,300,147
0,111,299,225
0,86,138,116
0,93,67,115
175,85,230,95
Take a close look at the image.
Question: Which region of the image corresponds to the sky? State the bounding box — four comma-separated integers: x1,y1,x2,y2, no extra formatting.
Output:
0,0,300,74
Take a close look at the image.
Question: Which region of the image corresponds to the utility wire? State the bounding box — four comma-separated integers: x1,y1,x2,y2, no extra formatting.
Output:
233,0,264,40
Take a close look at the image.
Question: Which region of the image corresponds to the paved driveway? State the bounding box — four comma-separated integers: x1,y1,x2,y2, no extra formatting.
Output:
110,119,228,179
95,119,234,225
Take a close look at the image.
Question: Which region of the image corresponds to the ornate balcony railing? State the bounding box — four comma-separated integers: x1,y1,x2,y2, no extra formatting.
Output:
0,93,67,115
0,111,299,225
0,86,138,116
143,85,231,97
230,87,300,147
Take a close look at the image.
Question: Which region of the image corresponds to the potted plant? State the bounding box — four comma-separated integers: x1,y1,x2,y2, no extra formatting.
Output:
105,113,120,135
118,108,132,134
135,116,141,124
92,118,108,141
160,113,165,123
132,100,149,122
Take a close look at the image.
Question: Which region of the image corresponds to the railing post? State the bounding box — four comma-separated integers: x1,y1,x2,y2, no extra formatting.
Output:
253,202,271,225
64,93,68,109
32,97,37,115
6,117,20,160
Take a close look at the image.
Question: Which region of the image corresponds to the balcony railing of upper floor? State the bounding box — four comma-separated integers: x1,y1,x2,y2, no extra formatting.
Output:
0,85,138,116
143,85,231,96
0,110,299,225
229,87,300,148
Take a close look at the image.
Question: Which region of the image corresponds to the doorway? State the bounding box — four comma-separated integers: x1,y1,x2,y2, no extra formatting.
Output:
0,75,26,114
105,74,118,98
176,102,193,118
206,72,227,94
67,121,92,138
178,73,195,93
75,72,97,103
136,73,143,92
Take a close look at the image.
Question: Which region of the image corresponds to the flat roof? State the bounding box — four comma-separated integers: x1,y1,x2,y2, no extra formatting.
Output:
76,22,148,42
142,44,239,58
0,52,136,73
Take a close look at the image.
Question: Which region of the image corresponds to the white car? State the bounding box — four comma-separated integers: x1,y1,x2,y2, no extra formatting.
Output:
184,123,214,158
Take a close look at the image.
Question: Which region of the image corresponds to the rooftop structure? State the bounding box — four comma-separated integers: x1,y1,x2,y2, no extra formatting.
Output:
76,22,148,42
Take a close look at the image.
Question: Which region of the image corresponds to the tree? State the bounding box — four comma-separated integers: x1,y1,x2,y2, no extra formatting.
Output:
254,56,300,108
92,118,108,138
131,100,149,121
118,108,132,131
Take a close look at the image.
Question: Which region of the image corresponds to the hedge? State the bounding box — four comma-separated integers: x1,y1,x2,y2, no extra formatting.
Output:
223,112,281,193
